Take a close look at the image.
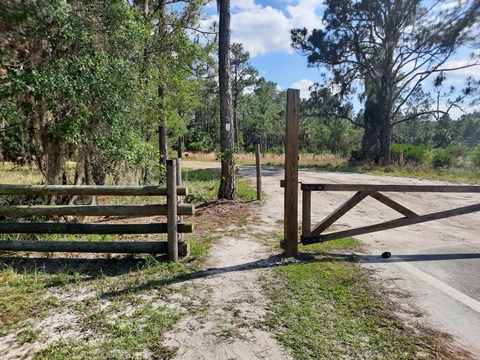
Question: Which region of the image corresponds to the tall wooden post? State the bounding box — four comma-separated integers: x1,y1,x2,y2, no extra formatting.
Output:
255,144,262,201
176,158,185,252
284,89,300,256
167,160,178,262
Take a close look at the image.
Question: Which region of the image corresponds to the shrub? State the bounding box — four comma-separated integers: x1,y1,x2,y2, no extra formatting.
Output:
349,145,363,163
391,144,430,165
432,148,454,168
469,144,480,168
188,142,210,153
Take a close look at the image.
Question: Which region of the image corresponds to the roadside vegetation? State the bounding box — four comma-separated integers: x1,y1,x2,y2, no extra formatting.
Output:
262,239,468,359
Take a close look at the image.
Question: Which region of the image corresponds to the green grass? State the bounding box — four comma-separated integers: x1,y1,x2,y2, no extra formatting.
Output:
35,302,181,359
262,239,446,359
0,245,210,358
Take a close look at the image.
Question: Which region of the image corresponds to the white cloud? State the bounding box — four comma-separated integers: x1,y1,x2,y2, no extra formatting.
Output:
440,58,480,83
290,79,314,98
232,6,292,56
230,0,324,57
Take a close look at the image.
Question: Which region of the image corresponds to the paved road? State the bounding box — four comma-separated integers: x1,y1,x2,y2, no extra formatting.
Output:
238,164,480,356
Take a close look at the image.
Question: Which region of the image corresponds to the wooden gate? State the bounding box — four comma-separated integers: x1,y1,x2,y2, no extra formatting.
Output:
282,89,480,255
300,184,480,245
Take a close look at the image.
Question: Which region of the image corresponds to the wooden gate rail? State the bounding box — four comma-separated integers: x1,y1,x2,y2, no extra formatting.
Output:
301,184,480,245
0,160,193,261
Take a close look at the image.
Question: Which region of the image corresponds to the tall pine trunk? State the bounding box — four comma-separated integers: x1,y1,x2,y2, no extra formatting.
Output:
217,0,236,200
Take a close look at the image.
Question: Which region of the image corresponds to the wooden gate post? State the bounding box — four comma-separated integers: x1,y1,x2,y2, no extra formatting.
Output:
255,144,262,201
167,160,178,262
284,89,300,256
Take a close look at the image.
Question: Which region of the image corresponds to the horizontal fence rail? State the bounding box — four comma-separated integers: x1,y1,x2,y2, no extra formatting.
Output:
0,223,193,234
0,160,193,261
301,183,480,246
0,184,188,196
0,240,189,255
301,184,480,192
0,204,194,217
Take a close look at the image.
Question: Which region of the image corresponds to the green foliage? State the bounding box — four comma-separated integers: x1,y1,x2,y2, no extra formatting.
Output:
188,141,211,153
431,144,469,169
240,78,286,152
390,143,431,165
469,144,480,167
182,167,256,202
291,0,479,163
1,0,211,185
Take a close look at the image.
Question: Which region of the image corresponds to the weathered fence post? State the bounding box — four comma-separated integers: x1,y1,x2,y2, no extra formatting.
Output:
167,159,178,262
255,144,262,201
284,88,300,256
302,189,311,237
176,157,187,256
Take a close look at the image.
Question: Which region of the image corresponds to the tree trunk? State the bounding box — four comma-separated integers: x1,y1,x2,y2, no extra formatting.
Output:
158,0,168,169
217,0,236,200
379,122,392,165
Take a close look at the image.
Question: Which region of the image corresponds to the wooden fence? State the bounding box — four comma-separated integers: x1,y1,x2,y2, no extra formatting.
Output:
0,159,194,262
301,184,480,245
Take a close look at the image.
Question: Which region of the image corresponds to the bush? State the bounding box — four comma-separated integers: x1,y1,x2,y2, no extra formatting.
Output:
446,143,469,158
349,145,363,163
432,148,455,168
187,142,210,153
470,144,480,168
391,144,430,165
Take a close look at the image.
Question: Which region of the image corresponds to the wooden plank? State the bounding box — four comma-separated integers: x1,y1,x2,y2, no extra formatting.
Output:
302,184,480,193
167,160,178,262
0,204,194,217
369,192,417,217
284,88,300,256
0,184,188,196
0,240,189,255
310,191,370,236
0,223,193,234
317,203,480,242
302,190,311,236
255,144,262,201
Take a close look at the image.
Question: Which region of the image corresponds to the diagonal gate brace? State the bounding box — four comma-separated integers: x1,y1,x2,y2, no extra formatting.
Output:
302,203,480,245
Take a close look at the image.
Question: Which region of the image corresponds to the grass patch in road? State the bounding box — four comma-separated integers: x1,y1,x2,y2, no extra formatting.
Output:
262,238,456,359
35,302,181,360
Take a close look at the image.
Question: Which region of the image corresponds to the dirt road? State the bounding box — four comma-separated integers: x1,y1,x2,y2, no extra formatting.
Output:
180,160,480,357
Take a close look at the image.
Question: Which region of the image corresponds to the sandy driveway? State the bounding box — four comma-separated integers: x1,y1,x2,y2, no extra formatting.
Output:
178,160,480,357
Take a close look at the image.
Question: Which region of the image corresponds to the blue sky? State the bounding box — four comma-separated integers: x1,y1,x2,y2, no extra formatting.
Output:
201,0,479,117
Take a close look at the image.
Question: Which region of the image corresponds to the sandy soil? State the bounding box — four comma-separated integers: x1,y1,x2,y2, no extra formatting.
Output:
163,160,293,359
